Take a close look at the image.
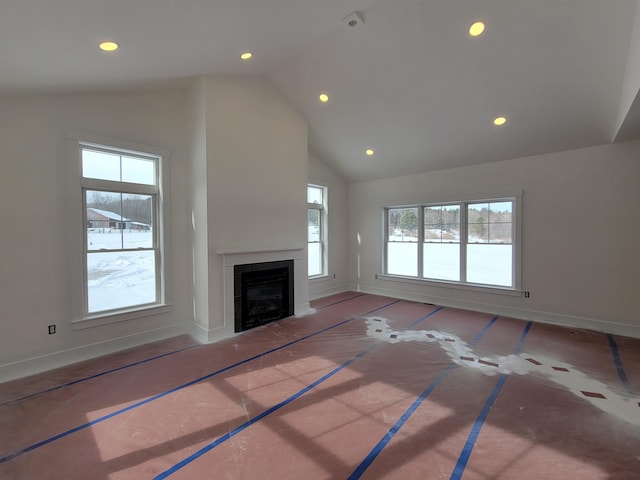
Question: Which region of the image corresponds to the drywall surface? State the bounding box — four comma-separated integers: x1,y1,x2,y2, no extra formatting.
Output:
0,90,194,379
615,0,640,139
348,140,640,337
188,78,211,335
192,76,309,336
0,76,311,379
308,150,349,299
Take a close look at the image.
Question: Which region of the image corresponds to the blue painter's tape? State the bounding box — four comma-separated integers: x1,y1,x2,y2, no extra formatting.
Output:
449,375,508,480
348,363,457,480
449,321,532,480
154,344,378,479
0,299,402,464
473,316,499,344
347,315,500,480
0,344,200,409
155,305,450,478
316,293,366,310
407,306,444,327
607,334,632,395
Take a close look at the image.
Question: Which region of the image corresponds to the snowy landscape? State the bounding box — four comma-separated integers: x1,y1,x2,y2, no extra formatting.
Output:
86,229,156,313
87,226,510,314
387,234,512,286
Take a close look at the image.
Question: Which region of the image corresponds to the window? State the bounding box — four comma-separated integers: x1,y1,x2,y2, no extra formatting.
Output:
308,184,327,277
423,205,460,281
387,207,418,276
81,144,163,316
466,201,513,286
385,198,519,289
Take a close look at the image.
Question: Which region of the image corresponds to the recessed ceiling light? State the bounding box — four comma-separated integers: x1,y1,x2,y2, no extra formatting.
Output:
240,52,253,60
493,116,507,126
365,149,375,156
99,41,119,52
319,93,329,103
469,21,485,37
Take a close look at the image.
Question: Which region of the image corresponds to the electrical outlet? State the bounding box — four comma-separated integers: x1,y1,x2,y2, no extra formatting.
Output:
524,291,530,298
375,274,379,279
48,324,56,334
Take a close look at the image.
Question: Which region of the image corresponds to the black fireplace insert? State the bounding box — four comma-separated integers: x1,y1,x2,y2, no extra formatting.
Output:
234,260,294,332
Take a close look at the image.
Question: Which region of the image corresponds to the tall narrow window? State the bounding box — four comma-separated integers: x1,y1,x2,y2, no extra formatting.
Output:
386,207,418,276
423,205,460,281
466,201,513,286
308,184,327,277
81,145,162,315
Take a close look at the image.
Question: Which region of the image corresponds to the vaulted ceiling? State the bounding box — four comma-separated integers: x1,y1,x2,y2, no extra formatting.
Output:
2,0,639,181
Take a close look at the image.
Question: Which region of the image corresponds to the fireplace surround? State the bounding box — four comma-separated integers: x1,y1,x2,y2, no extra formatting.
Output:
218,247,306,341
234,260,294,332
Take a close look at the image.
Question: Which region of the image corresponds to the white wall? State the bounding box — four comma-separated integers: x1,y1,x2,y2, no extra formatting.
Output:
308,150,349,299
0,76,311,381
188,78,211,335
348,140,640,337
615,0,640,139
0,91,194,380
4,79,637,382
190,75,309,340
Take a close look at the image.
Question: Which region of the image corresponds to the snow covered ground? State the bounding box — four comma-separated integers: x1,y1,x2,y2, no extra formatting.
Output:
86,229,511,313
388,235,512,286
86,230,155,312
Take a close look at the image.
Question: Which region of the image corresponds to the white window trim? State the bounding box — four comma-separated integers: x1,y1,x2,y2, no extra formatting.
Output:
382,193,522,294
308,184,328,278
67,131,173,328
375,274,523,297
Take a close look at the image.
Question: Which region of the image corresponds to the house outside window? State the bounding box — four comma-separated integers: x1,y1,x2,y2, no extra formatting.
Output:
81,144,164,316
385,197,519,289
308,184,327,277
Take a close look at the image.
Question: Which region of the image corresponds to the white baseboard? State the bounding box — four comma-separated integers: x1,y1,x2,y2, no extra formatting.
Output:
348,282,640,339
6,286,635,384
296,301,312,315
189,321,237,344
192,302,311,344
0,322,195,383
192,308,313,344
309,282,349,301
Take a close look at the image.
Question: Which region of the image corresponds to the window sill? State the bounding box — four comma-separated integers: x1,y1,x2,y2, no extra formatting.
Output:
376,274,522,297
72,304,174,330
309,274,330,282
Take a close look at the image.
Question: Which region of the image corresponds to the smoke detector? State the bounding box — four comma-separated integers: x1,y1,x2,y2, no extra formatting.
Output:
341,11,365,29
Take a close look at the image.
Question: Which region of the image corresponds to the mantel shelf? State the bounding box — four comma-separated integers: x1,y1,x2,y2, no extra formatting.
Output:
217,247,304,256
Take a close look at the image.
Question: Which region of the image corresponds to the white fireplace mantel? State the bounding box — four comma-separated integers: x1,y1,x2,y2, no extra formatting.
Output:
218,247,308,336
218,247,304,267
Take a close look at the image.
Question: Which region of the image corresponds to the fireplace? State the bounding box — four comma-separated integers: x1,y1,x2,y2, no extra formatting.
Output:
234,260,294,332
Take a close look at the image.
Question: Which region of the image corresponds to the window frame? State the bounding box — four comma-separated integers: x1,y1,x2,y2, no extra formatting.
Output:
383,195,522,293
307,184,328,278
68,132,172,329
385,206,419,277
422,203,461,282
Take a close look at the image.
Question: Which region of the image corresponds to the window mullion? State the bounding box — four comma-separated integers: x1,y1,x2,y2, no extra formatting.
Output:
417,207,424,278
460,203,467,283
83,178,157,195
320,208,325,275
383,208,389,274
87,246,155,254
119,193,124,249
